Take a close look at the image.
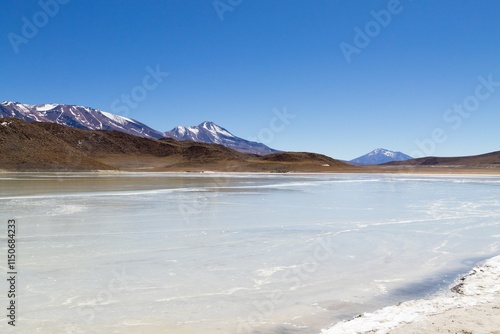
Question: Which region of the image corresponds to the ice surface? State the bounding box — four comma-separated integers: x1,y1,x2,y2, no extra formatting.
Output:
0,173,499,334
322,255,500,334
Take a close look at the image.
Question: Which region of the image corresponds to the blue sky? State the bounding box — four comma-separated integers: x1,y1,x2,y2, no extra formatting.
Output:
2,0,500,160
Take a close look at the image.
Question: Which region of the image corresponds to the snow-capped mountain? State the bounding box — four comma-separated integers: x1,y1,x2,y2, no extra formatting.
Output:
0,101,279,155
0,101,164,138
164,121,279,155
350,148,413,165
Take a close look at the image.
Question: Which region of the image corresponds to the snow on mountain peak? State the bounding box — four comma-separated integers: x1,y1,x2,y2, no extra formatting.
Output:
175,126,186,135
1,101,277,155
100,111,136,125
163,121,277,155
369,148,396,158
201,121,215,134
188,126,199,135
198,121,234,138
36,104,58,112
351,148,413,165
0,101,164,139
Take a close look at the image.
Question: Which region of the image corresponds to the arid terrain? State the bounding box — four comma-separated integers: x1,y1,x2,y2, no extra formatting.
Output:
385,151,500,168
0,118,350,172
1,118,499,174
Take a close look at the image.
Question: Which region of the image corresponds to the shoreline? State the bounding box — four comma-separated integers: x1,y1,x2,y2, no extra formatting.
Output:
1,168,500,175
321,255,500,334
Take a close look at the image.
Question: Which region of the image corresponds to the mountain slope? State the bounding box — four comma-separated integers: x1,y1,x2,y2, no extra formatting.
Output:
164,121,278,155
0,101,165,138
0,118,113,171
0,117,350,172
385,151,500,167
1,102,279,155
350,148,413,165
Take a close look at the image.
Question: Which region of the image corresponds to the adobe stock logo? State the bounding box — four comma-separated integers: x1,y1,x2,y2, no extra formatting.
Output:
247,107,296,146
339,0,412,63
411,74,500,158
213,0,243,21
7,0,71,54
110,65,169,117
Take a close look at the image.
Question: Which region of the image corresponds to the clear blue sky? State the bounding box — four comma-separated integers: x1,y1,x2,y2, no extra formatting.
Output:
2,0,500,160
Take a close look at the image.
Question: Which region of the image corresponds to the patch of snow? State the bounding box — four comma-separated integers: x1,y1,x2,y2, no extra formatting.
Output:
176,126,186,135
201,122,234,137
36,104,58,111
87,109,103,129
55,108,64,123
78,110,94,127
383,150,396,158
1,121,11,127
367,149,398,158
15,103,43,121
16,104,33,114
188,127,199,136
207,127,217,136
201,122,218,136
101,111,136,125
217,128,234,137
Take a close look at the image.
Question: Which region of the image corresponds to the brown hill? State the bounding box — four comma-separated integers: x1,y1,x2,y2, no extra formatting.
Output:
262,152,344,166
0,118,112,171
384,151,500,168
0,118,351,172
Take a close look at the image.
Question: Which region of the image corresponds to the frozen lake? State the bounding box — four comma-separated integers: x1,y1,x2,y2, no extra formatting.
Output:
1,173,499,334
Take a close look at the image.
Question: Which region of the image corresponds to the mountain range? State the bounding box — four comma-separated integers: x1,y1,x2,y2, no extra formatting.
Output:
0,101,276,155
0,101,163,138
0,118,348,172
350,148,413,165
164,121,278,155
2,101,498,171
1,114,499,172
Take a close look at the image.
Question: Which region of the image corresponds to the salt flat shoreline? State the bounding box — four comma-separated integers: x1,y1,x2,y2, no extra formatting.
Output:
1,168,500,175
322,255,500,334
